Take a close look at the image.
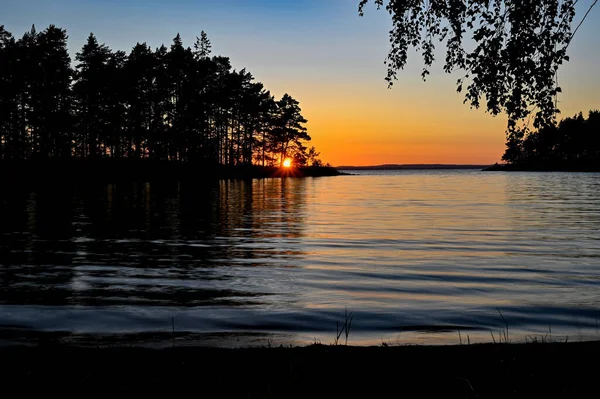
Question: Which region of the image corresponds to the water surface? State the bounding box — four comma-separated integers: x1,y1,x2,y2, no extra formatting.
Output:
1,170,600,346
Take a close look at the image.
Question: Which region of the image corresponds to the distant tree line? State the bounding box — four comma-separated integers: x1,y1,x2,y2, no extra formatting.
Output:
502,110,600,170
0,25,322,167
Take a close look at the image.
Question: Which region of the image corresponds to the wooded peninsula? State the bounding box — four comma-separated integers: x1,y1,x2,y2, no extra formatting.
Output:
491,110,600,171
0,25,336,181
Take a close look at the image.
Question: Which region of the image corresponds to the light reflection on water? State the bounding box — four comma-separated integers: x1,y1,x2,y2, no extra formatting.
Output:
1,170,600,346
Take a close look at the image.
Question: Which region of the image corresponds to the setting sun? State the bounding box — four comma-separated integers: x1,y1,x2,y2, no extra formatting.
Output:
282,158,292,168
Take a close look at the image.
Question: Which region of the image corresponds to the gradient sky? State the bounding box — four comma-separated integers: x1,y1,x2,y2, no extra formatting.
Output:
4,0,600,165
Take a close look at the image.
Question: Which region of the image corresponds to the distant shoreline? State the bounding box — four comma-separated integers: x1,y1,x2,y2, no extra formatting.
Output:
337,164,492,171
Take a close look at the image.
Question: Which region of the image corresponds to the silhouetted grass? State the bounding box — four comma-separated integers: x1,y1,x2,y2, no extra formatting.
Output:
3,311,600,398
333,308,353,346
2,341,600,398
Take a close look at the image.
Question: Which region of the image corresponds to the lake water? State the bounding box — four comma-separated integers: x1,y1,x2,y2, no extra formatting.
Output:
2,170,600,347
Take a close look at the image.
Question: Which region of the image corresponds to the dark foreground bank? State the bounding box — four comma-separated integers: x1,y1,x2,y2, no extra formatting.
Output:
0,159,342,184
1,342,598,398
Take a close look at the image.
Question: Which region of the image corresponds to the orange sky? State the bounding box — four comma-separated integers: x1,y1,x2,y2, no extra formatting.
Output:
290,78,508,166
275,65,600,166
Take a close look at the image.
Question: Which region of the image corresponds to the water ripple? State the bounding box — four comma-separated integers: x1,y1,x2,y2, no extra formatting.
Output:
2,171,600,345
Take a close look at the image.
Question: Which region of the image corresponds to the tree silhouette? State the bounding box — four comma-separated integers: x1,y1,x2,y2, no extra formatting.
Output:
305,146,322,167
15,25,40,159
0,25,74,160
73,33,113,158
359,0,597,131
268,94,310,166
193,31,212,60
502,110,600,170
149,44,171,161
0,26,319,171
0,26,17,159
36,25,73,159
125,42,154,158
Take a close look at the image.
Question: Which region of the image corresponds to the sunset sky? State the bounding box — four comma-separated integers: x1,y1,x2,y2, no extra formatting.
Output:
4,0,600,165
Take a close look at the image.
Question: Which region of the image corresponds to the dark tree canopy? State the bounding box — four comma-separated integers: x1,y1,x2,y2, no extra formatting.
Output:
502,109,600,169
269,94,311,166
359,0,595,131
0,25,321,167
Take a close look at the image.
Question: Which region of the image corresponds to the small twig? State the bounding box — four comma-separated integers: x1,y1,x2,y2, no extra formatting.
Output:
490,330,496,344
458,330,463,345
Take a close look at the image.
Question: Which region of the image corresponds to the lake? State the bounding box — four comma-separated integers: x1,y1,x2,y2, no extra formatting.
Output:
2,170,600,347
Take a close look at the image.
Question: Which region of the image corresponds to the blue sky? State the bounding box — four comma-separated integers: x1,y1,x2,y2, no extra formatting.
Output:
3,0,600,164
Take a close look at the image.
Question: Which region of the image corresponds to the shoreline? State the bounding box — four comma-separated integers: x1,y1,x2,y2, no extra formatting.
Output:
0,159,342,184
483,163,600,172
2,341,598,397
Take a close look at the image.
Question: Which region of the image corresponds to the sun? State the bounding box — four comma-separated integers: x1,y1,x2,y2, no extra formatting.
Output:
282,158,292,168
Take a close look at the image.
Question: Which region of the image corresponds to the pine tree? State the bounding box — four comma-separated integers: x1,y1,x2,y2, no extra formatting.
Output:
73,33,112,158
269,94,310,166
193,31,212,60
0,26,17,159
125,42,154,158
36,25,73,158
